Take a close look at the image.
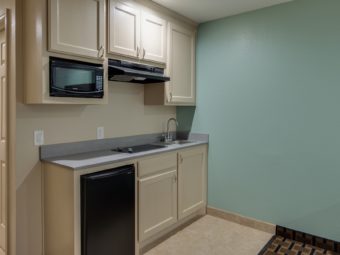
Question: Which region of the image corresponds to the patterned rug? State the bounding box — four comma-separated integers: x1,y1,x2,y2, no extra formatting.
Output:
258,236,340,255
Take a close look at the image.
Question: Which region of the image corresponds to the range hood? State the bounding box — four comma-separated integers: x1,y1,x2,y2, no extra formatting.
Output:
108,59,170,84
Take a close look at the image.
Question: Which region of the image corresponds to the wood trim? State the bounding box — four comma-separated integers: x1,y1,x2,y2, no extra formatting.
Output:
207,206,276,234
0,8,15,255
0,16,6,255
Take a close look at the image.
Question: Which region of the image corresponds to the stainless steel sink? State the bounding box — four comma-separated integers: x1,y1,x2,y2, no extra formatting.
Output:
113,144,167,154
161,140,195,145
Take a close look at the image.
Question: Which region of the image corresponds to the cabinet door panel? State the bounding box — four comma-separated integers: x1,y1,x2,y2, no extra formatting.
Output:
167,24,196,105
178,147,206,220
109,1,140,58
141,12,167,63
139,170,177,241
49,0,104,59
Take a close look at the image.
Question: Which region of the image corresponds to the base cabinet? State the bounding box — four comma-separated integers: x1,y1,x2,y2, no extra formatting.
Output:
138,145,207,244
138,170,177,241
42,144,207,255
178,146,207,220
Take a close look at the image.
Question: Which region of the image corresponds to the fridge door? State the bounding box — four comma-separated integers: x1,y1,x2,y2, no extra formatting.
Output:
81,165,135,255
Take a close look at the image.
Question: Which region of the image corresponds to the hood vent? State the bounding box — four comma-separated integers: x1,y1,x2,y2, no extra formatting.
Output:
108,59,170,84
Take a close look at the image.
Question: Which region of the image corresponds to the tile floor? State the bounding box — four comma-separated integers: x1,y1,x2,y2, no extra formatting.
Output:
145,215,273,255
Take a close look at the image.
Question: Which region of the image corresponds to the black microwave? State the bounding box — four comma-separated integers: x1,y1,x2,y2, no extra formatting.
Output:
50,57,104,98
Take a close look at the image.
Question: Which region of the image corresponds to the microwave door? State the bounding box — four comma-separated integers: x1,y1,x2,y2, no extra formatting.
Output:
50,57,104,98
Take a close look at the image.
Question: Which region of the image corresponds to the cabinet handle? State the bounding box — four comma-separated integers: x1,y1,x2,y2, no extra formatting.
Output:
142,48,146,59
137,46,140,57
169,92,173,102
98,45,104,58
173,175,177,183
179,155,183,164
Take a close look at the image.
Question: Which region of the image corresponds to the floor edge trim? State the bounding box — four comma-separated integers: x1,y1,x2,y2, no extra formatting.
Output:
207,206,276,234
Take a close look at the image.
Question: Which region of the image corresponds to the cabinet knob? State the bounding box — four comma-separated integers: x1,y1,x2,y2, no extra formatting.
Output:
137,46,140,58
143,48,146,59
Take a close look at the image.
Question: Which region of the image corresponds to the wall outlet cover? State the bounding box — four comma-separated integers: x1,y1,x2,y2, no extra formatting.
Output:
97,127,104,139
34,130,44,146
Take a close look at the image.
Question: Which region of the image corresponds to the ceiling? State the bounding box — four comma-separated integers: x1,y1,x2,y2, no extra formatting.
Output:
152,0,293,23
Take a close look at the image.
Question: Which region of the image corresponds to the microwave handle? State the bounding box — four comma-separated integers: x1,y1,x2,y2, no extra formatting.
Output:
51,86,104,94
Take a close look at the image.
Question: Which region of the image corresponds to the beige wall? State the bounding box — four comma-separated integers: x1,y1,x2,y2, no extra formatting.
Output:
16,83,176,186
12,0,182,253
16,82,176,254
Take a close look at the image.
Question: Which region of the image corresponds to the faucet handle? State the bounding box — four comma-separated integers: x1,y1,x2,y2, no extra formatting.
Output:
167,134,173,142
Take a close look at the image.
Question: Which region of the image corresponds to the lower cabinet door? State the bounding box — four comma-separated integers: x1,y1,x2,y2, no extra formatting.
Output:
138,170,177,241
178,146,206,220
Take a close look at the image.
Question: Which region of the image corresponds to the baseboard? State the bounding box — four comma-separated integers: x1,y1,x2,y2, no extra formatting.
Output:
207,206,276,234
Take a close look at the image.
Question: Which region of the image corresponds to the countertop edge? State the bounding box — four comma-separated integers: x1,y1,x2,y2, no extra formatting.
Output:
42,140,208,170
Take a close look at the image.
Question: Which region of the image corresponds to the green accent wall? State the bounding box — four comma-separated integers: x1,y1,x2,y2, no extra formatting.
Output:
178,0,340,241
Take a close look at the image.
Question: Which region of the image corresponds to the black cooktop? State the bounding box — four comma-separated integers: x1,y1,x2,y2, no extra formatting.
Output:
113,144,166,154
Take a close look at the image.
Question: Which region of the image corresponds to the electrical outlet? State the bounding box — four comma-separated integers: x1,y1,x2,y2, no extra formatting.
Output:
97,127,104,139
34,130,44,146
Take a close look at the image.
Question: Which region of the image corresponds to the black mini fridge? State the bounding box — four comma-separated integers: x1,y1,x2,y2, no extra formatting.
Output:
81,165,135,255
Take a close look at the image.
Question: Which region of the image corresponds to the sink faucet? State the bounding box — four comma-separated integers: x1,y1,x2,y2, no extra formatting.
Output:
165,118,178,142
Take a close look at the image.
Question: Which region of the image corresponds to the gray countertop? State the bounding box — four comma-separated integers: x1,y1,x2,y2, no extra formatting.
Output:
42,141,207,170
40,133,208,170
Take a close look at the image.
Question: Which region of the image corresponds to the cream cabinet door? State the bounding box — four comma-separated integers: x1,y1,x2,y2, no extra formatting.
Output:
49,0,105,59
109,0,140,58
141,12,167,64
167,23,196,105
138,170,177,241
178,146,206,220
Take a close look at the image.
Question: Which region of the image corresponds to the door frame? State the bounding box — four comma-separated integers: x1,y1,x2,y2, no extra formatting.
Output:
0,8,13,255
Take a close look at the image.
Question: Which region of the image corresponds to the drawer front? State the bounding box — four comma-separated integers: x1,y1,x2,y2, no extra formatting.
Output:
138,152,177,177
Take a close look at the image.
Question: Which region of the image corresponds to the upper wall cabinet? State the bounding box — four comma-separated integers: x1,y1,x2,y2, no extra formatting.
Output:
140,12,167,63
23,0,107,104
48,0,105,59
167,23,196,105
144,22,196,106
108,1,140,58
108,0,167,64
